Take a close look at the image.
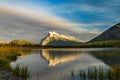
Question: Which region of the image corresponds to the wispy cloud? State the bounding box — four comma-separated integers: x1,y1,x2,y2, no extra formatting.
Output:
0,5,92,33
0,5,101,42
0,0,119,42
44,0,120,24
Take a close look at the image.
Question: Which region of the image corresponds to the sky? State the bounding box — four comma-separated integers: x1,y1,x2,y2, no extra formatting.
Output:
0,0,120,42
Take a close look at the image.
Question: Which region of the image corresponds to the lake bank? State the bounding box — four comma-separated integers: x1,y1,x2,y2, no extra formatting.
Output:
0,50,29,80
11,48,120,80
0,48,119,80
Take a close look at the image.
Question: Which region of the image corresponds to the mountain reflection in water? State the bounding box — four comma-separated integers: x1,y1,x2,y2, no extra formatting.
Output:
41,49,82,66
11,49,107,80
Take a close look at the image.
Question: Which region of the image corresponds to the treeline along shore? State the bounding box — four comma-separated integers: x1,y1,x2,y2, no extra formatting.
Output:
0,40,120,48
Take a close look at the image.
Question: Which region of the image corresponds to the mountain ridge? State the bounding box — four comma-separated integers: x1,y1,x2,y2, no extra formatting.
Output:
90,23,120,42
40,31,81,46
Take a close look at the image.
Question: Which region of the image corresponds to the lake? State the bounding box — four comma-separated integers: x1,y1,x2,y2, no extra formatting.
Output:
10,48,120,80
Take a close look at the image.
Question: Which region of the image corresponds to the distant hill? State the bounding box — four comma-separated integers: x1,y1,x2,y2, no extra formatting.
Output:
90,23,120,42
73,40,120,48
9,39,37,46
40,31,81,46
0,40,8,44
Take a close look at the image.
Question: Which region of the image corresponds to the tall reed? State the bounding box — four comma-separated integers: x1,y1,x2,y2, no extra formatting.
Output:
70,66,120,80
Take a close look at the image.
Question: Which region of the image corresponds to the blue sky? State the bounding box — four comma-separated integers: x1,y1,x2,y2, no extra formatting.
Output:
0,0,120,42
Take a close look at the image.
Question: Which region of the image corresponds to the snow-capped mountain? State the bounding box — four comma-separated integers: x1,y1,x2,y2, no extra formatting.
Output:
41,31,81,46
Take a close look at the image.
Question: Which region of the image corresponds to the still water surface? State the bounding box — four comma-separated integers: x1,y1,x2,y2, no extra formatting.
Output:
11,48,119,80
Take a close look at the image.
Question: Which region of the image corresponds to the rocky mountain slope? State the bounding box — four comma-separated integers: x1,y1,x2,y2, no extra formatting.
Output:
90,23,120,42
41,31,81,46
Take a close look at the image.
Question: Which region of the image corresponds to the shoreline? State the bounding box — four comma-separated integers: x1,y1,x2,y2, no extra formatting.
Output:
0,70,19,80
0,46,119,49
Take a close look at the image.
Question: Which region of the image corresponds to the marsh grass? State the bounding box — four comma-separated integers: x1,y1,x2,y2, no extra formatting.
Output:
12,65,30,80
71,66,120,80
0,50,30,80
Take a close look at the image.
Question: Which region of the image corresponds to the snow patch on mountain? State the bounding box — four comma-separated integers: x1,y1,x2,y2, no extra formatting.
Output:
41,31,81,46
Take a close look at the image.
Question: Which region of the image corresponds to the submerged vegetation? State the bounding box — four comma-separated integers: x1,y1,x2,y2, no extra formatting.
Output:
0,44,119,80
0,50,30,80
70,66,120,80
12,65,30,80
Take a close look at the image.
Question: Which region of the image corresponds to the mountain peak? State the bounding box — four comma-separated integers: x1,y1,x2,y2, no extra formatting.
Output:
41,31,81,46
49,31,59,37
90,23,120,42
115,23,120,28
